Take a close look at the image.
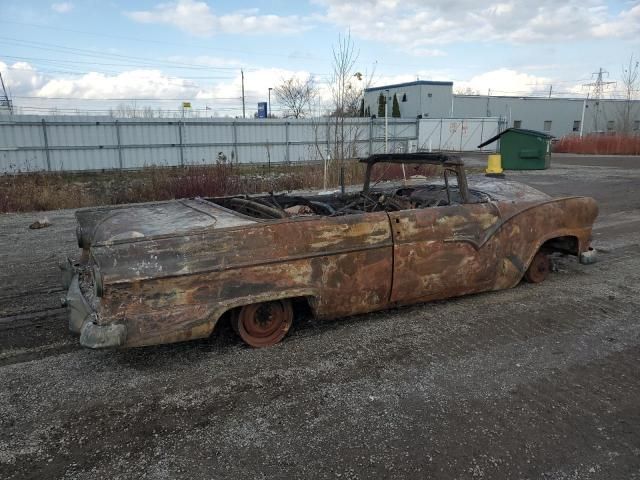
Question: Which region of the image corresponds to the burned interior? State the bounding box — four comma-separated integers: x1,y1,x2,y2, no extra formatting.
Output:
211,153,490,219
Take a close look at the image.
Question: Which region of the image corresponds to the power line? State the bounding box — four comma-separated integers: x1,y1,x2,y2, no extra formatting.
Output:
0,19,328,62
0,53,245,72
12,95,265,101
0,36,247,71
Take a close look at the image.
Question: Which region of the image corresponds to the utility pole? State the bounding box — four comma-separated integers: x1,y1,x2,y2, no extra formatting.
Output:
548,85,552,98
485,88,491,117
583,68,615,132
241,69,246,119
268,87,273,118
0,72,13,114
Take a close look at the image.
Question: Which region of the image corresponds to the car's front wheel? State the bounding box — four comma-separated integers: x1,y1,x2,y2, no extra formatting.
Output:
232,300,293,348
524,251,551,283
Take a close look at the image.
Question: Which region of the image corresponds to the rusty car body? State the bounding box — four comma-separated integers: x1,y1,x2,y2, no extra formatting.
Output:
61,153,598,349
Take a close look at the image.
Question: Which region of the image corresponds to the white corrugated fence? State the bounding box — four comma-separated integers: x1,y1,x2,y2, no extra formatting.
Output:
0,115,499,173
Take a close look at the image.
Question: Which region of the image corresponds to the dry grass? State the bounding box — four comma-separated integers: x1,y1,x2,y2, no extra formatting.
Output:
0,160,440,213
554,134,640,155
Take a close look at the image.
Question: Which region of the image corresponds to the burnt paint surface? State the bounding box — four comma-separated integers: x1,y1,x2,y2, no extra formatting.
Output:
94,211,394,347
389,197,597,306
81,196,597,348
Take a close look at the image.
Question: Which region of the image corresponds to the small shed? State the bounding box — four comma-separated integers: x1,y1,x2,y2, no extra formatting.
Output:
478,128,553,170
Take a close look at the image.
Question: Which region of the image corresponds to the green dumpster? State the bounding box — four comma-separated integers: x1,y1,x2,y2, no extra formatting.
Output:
477,128,553,170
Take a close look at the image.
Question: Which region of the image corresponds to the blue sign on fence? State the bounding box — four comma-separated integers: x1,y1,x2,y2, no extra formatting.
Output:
257,102,267,118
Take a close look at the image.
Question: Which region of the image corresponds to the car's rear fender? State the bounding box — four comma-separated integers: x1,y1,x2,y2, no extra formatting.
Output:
119,288,320,348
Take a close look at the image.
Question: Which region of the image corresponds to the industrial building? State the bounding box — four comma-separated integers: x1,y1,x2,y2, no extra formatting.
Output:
364,80,640,138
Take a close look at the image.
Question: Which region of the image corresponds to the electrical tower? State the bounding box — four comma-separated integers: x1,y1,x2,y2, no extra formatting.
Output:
583,68,615,132
0,72,13,114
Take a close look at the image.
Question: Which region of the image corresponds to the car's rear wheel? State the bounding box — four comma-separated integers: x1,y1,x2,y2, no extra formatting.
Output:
234,300,293,348
524,251,550,283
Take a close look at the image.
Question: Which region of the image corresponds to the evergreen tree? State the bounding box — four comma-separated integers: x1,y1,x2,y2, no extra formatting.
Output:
365,106,370,117
377,93,386,117
359,98,365,117
392,93,401,118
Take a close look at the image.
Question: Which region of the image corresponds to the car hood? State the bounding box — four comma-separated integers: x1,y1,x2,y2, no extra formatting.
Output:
466,175,551,202
76,199,256,247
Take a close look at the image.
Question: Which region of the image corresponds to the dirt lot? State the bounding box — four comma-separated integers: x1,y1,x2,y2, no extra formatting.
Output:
1,154,639,479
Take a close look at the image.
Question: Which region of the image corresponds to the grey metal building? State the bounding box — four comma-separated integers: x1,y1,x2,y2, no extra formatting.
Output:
364,81,454,120
364,80,640,138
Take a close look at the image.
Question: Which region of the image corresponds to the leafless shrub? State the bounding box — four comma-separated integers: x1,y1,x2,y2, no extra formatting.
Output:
274,77,317,119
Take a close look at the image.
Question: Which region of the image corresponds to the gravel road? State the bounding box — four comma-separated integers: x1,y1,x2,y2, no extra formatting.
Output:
1,154,639,479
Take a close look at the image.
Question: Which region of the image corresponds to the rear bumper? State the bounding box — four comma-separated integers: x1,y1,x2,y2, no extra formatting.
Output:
61,263,126,349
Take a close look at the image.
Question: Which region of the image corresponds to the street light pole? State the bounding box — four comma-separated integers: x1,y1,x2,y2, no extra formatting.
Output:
268,87,273,118
384,89,389,153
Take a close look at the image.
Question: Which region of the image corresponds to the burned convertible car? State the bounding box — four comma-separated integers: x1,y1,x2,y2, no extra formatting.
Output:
61,153,598,349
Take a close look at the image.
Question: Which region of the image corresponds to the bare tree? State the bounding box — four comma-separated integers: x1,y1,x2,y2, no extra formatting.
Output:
141,106,155,118
110,103,138,118
329,31,360,165
274,76,317,118
617,55,639,133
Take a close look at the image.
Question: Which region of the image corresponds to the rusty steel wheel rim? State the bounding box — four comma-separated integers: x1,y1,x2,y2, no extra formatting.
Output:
525,251,550,283
237,300,293,348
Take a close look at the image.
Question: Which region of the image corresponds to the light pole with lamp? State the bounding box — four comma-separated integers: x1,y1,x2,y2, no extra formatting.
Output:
268,87,273,118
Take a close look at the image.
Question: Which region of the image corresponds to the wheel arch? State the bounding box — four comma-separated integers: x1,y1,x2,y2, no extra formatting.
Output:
204,290,320,337
539,234,581,256
521,233,582,282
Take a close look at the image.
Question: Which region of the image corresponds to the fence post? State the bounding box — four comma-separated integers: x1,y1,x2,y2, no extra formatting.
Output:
232,120,239,164
178,120,184,166
41,119,51,171
115,120,123,170
285,121,290,163
326,120,331,161
369,117,373,155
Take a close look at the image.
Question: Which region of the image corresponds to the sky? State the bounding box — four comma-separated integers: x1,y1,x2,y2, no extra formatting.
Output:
1,0,639,117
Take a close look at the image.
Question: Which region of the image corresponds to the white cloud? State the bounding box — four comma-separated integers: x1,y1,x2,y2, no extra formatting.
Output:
591,3,640,38
125,0,310,37
51,2,73,14
0,61,49,94
315,0,640,50
454,69,552,95
1,60,319,116
36,70,199,99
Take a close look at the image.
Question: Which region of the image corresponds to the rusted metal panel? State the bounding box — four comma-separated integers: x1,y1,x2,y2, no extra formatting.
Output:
389,197,597,306
389,202,502,304
105,247,393,347
91,211,392,284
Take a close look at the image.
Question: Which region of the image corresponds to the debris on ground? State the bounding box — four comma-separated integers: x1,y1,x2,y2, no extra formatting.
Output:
29,218,51,229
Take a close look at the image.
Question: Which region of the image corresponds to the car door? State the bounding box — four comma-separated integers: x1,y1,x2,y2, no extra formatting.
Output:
388,202,503,306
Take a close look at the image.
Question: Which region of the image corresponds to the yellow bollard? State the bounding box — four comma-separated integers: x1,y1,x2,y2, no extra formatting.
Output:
486,154,503,174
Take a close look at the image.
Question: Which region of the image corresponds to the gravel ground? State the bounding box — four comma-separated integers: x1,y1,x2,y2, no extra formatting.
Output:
1,154,639,479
